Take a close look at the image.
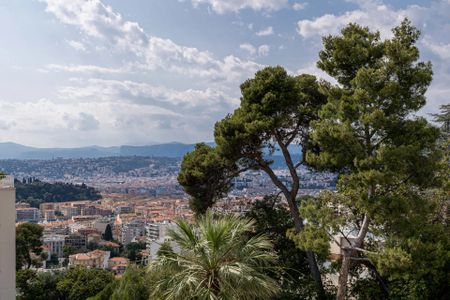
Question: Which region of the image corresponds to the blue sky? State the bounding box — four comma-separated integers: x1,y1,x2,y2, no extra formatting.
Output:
0,0,449,147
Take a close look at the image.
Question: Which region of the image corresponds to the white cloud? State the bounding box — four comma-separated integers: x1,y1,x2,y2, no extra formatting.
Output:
240,43,256,55
258,44,270,56
0,120,16,130
42,0,148,54
296,0,428,39
188,0,288,14
41,0,262,85
296,62,336,83
44,64,131,74
295,0,450,118
64,112,100,131
292,2,307,11
66,40,87,52
55,78,236,114
256,26,274,36
422,38,450,60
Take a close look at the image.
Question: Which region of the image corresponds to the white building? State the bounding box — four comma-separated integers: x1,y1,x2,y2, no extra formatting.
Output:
16,207,41,222
146,220,176,242
0,176,15,300
43,235,66,258
121,220,145,246
145,221,179,260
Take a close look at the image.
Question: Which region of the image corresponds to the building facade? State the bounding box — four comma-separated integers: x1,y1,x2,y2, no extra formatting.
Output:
16,207,41,222
0,176,15,300
43,235,66,258
69,250,110,269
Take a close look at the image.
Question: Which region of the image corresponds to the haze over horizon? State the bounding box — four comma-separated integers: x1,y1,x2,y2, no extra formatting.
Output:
1,0,449,148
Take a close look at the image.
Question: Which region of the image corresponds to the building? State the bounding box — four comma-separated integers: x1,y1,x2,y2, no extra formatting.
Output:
0,175,15,300
146,220,175,241
120,220,146,246
43,209,57,222
69,250,110,269
40,202,54,214
82,205,112,216
60,205,79,218
115,205,133,214
65,233,87,250
108,257,129,275
43,235,66,258
16,207,41,222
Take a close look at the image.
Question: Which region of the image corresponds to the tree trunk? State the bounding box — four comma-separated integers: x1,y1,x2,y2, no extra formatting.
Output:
336,214,371,300
288,195,326,300
259,159,326,299
336,249,352,300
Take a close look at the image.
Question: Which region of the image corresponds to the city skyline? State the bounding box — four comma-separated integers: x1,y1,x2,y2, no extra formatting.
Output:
1,0,449,147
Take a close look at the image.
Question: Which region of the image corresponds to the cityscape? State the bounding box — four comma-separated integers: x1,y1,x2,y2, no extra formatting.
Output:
1,0,449,299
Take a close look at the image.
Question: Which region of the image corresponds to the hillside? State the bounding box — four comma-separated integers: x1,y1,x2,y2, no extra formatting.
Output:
15,179,102,208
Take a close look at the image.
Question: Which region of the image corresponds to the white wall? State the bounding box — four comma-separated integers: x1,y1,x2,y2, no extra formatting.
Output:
0,177,16,300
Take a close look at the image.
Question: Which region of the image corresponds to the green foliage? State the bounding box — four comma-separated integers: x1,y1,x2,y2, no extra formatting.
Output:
111,265,150,300
56,266,115,300
63,245,78,258
149,212,279,299
178,142,237,215
156,241,175,258
212,66,328,296
87,281,119,300
296,19,446,299
15,178,101,208
120,241,147,262
16,269,65,300
90,265,149,300
16,222,44,270
246,196,321,299
214,67,326,168
288,194,346,258
433,104,450,136
103,224,113,241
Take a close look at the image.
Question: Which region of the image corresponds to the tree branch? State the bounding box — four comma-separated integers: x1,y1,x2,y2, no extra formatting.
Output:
274,130,300,198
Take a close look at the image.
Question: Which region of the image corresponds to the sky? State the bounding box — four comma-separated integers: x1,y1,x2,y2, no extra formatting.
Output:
0,0,449,148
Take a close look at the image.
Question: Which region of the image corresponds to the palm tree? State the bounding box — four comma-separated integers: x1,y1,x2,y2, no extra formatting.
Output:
149,213,279,300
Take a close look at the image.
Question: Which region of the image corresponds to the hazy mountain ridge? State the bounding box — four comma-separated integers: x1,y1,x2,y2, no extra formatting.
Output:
0,142,301,159
0,142,201,159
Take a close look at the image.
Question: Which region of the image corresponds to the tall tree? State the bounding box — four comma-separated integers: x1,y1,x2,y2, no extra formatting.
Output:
294,20,441,299
246,195,320,299
213,67,328,296
111,265,150,300
56,266,115,300
16,222,45,270
178,143,237,216
432,104,450,136
149,212,279,299
16,269,64,300
103,224,113,241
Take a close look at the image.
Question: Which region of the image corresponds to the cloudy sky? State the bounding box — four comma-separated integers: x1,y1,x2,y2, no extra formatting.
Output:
0,0,449,147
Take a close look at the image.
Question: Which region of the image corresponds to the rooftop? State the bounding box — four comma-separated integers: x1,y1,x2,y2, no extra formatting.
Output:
0,175,14,189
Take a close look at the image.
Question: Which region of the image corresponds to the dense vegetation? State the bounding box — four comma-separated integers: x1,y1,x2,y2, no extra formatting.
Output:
15,178,101,207
178,20,450,299
16,223,45,270
17,267,115,300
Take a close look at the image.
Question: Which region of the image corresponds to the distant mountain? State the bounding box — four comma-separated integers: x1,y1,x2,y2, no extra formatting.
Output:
0,141,301,160
120,142,215,157
0,142,121,159
0,142,208,159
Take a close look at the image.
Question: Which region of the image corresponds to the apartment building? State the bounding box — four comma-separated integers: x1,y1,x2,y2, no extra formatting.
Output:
0,176,15,300
69,250,110,269
16,207,41,222
43,235,66,258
